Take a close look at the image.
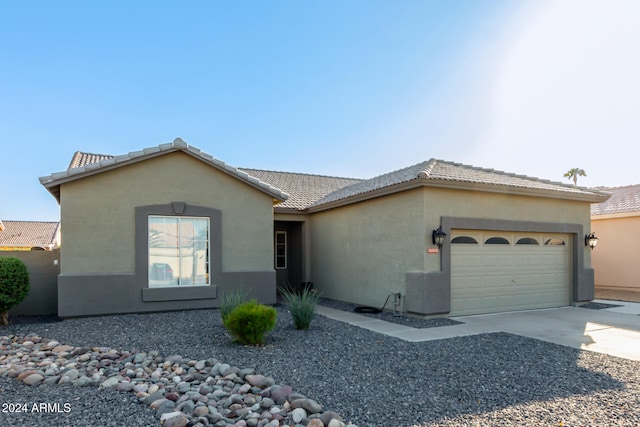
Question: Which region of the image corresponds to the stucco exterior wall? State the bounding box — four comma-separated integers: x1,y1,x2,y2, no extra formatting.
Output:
309,189,425,307
56,152,277,316
59,152,274,274
592,215,640,289
309,185,594,313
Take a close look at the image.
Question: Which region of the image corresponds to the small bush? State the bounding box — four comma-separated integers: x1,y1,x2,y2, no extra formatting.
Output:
0,257,30,325
280,284,321,330
220,288,248,323
223,300,277,345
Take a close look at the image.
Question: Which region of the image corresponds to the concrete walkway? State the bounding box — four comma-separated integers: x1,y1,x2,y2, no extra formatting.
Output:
316,300,640,361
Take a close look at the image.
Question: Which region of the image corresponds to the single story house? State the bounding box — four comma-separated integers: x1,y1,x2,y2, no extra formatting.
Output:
591,184,640,291
39,138,610,317
0,220,61,251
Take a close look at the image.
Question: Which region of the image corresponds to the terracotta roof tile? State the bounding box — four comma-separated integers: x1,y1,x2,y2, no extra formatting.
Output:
591,184,640,215
68,152,113,169
239,169,361,211
311,159,609,208
0,220,61,249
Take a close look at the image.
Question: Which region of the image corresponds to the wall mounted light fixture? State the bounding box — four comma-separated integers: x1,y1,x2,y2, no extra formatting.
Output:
585,232,598,249
432,226,447,248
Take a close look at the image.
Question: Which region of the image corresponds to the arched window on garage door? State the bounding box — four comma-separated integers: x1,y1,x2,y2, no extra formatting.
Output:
451,236,478,244
484,237,510,245
516,237,539,245
545,238,566,245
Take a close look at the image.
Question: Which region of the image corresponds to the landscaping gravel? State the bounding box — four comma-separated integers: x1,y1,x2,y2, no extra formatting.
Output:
2,306,640,427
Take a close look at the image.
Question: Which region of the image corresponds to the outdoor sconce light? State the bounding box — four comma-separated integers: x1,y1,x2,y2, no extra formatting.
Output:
585,232,598,249
432,226,447,248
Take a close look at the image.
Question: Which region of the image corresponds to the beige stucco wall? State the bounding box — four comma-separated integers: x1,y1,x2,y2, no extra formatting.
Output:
309,189,425,307
309,185,593,307
592,214,640,289
59,152,275,274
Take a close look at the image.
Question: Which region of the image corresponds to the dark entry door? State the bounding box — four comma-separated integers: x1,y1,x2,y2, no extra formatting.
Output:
274,221,302,290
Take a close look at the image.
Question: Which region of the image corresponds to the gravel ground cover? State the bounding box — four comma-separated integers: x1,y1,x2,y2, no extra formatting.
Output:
2,306,640,427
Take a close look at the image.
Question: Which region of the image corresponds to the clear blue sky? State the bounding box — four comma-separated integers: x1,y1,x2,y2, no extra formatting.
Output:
2,0,639,221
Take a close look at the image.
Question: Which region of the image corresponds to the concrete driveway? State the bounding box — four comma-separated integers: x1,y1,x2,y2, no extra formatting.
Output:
316,300,640,361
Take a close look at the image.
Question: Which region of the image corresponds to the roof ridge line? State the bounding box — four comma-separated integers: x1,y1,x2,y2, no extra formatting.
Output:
240,167,362,181
418,158,438,179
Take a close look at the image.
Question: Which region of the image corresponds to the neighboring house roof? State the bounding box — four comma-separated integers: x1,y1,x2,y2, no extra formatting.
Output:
39,138,289,203
0,220,61,250
591,184,640,217
308,159,611,211
239,169,361,211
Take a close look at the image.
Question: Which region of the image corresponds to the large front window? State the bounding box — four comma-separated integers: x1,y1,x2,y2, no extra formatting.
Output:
148,216,210,287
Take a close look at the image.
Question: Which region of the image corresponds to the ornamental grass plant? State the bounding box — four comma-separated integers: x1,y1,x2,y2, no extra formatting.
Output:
280,283,321,330
219,288,248,323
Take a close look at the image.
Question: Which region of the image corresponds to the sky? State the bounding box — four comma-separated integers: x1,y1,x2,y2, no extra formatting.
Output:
2,0,639,221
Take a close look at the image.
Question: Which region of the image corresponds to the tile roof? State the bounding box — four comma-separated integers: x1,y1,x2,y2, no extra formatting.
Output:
62,150,361,212
0,220,61,249
310,159,610,209
591,184,640,216
45,141,611,213
239,169,361,211
40,138,289,203
68,151,113,169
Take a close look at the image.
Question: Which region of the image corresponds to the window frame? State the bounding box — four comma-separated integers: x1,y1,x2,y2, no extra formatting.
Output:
275,230,287,270
148,215,210,288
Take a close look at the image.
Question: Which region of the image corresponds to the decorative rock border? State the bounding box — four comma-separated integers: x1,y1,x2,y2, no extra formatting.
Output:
0,334,356,427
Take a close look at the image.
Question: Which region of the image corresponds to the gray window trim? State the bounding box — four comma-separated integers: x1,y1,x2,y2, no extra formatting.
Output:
136,203,221,302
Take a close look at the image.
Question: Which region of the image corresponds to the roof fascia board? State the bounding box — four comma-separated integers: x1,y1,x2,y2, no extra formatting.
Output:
274,207,308,215
274,212,311,221
307,179,610,213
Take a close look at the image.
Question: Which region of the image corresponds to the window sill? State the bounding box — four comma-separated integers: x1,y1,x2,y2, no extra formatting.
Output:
142,285,217,302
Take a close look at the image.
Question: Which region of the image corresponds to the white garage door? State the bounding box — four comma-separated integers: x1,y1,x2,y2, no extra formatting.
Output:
450,230,571,316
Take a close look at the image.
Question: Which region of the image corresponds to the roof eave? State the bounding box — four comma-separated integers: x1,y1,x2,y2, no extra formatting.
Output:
307,179,611,213
40,142,289,203
273,206,308,215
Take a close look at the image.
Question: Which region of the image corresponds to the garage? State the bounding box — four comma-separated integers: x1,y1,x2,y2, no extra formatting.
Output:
450,230,571,316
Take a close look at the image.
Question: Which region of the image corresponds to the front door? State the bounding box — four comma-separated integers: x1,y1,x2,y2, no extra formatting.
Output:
274,221,303,291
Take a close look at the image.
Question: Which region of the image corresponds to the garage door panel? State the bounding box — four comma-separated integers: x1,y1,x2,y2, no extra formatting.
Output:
451,231,571,316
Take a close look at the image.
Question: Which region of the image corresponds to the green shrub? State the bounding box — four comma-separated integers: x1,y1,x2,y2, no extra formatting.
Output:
223,300,277,345
0,257,30,325
280,284,321,330
220,288,248,323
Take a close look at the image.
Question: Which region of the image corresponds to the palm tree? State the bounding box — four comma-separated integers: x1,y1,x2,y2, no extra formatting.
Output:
564,168,587,185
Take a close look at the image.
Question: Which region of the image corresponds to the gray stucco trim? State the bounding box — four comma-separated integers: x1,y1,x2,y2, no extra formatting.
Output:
57,270,276,317
135,203,223,291
406,217,593,315
142,285,217,302
405,271,449,314
57,273,219,316
56,202,277,317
